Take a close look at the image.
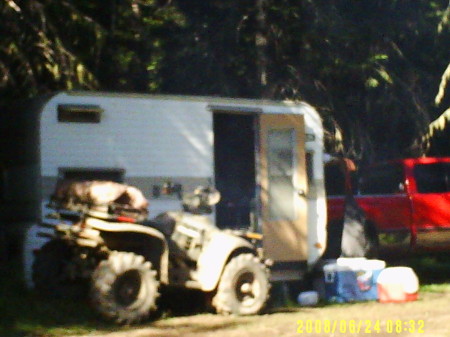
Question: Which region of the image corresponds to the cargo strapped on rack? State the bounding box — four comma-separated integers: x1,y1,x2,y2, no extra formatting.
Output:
50,180,149,221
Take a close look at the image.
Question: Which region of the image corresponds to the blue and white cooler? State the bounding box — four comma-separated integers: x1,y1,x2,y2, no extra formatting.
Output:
323,258,386,303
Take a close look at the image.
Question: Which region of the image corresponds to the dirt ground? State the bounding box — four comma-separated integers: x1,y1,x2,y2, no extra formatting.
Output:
68,290,450,337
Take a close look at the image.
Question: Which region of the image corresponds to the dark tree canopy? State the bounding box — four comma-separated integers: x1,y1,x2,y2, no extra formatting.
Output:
0,0,449,162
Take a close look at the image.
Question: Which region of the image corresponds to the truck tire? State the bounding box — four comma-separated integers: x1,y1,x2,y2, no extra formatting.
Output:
365,221,380,258
32,239,85,298
212,253,270,315
90,251,159,324
323,219,344,259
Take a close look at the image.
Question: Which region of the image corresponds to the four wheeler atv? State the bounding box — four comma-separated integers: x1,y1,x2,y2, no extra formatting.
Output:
33,182,270,324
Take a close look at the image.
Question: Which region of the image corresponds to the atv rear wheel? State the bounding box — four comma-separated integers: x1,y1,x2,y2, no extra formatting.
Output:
90,251,159,324
212,253,270,315
32,239,86,298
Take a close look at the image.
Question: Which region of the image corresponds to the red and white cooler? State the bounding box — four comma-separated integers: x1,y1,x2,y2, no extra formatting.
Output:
377,267,419,303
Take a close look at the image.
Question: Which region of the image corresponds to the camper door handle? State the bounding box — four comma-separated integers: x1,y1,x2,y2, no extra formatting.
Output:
297,189,307,197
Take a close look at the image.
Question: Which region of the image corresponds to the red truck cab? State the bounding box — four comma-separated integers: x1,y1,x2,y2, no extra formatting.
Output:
326,157,450,253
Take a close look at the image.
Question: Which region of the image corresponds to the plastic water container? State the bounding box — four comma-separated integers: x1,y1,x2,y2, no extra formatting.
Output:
323,258,386,303
377,267,419,303
297,291,319,306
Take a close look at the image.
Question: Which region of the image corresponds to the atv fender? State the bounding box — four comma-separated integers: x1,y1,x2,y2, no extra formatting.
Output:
85,218,169,284
196,231,255,292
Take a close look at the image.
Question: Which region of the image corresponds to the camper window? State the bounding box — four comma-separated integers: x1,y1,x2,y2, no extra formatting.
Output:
267,129,296,221
57,104,103,123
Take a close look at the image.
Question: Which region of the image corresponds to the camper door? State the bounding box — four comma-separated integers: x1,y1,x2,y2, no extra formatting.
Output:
259,114,307,262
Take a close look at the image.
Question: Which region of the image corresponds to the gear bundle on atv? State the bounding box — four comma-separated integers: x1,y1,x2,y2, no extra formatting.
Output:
34,181,270,324
50,180,149,221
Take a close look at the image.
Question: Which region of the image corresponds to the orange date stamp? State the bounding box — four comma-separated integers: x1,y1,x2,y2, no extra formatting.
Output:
296,319,425,334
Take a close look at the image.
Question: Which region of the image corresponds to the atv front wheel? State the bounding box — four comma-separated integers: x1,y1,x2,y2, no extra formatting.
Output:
212,253,270,315
90,251,159,324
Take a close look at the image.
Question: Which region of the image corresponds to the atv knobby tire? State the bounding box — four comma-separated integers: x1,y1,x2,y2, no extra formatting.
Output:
212,253,270,315
32,239,85,298
90,251,159,324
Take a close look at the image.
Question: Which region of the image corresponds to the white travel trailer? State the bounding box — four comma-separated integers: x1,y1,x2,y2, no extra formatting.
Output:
1,91,327,284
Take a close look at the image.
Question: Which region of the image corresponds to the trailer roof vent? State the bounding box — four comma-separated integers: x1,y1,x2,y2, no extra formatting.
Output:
57,104,103,123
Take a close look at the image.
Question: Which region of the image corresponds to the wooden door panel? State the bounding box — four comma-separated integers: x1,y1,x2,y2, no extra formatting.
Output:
259,114,307,262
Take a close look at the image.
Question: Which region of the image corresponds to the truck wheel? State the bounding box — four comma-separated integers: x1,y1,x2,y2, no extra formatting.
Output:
212,253,270,315
323,219,344,259
32,239,85,298
90,251,159,324
365,221,380,258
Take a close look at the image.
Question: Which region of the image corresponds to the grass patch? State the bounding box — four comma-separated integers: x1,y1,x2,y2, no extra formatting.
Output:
0,258,206,337
420,283,450,293
1,252,449,337
386,252,450,285
0,258,115,337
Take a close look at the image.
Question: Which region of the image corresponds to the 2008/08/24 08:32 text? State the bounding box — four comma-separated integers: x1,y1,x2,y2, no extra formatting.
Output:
296,319,425,334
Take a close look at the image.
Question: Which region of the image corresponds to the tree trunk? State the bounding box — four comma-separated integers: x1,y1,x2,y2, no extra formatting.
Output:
255,0,268,98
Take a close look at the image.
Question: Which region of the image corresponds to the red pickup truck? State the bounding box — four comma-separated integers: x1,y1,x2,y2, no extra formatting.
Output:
326,157,450,254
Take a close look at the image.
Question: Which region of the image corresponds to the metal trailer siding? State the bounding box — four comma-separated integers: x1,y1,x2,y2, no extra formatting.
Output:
40,94,214,179
19,91,327,287
38,91,327,263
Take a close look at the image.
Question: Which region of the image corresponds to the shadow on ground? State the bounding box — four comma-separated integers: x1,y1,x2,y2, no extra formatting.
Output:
1,252,449,337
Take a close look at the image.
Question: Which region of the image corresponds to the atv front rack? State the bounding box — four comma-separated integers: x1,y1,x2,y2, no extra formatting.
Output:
47,199,148,222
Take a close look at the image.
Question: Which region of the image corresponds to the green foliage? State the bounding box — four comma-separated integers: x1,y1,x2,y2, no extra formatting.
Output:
0,0,449,160
0,0,101,99
0,0,184,102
